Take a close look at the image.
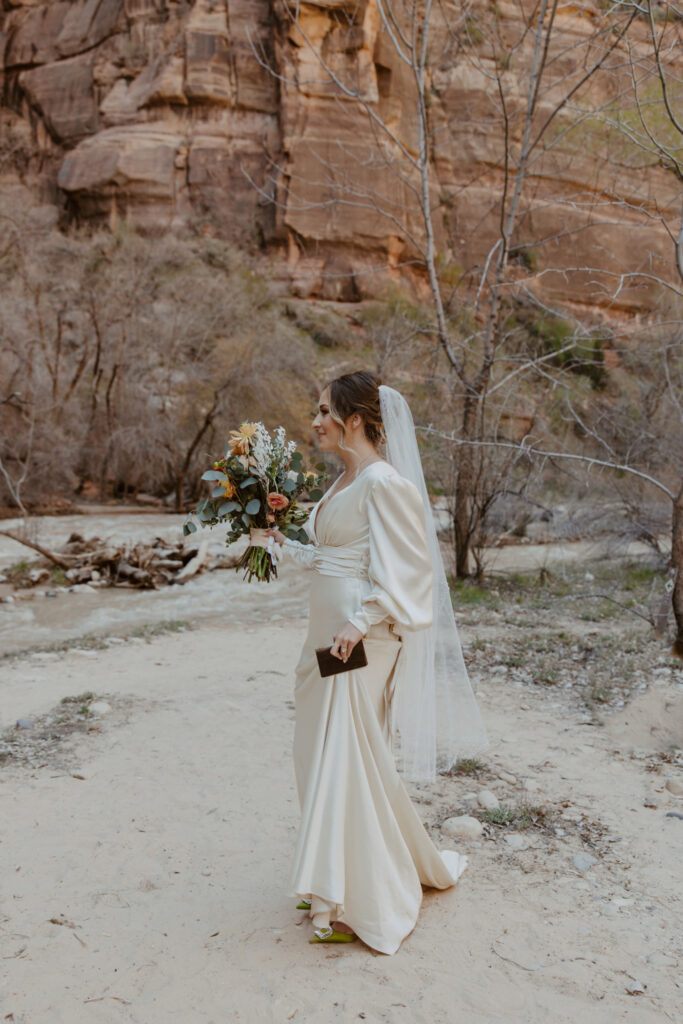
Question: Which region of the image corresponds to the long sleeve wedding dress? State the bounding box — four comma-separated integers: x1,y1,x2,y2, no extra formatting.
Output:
281,460,467,955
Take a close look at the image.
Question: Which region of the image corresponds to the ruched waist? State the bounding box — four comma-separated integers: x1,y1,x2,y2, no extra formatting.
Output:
313,543,369,579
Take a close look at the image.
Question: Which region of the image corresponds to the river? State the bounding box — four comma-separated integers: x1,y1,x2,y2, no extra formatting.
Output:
0,510,662,656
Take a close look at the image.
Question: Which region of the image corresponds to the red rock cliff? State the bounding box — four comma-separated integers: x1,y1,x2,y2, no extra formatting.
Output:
1,0,680,310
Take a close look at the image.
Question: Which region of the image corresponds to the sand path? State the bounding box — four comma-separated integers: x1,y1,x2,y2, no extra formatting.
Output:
0,620,680,1023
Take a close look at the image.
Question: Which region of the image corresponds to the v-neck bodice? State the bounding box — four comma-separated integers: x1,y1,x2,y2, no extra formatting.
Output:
310,461,386,544
283,459,435,602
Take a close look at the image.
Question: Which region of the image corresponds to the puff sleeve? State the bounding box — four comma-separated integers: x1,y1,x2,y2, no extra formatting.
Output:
347,474,434,636
279,512,318,568
280,536,316,568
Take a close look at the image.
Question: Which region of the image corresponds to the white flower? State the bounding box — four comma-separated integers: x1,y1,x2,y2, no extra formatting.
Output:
251,422,272,478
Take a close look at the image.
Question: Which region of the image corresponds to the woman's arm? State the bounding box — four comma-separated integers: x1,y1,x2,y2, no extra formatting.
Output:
347,473,433,637
263,527,316,568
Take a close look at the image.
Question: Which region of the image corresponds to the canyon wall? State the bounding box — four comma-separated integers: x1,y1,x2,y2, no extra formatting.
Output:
1,0,679,312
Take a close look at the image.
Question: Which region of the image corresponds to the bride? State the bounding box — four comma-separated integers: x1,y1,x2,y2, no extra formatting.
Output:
259,371,488,954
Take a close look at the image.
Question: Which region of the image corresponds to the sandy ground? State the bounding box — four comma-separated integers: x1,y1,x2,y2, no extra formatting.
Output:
1,601,681,1024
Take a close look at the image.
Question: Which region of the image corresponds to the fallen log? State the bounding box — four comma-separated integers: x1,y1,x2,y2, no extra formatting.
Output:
0,530,73,569
2,531,239,590
175,539,210,584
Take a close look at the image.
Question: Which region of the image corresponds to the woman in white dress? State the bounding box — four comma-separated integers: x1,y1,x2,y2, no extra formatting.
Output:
262,372,488,954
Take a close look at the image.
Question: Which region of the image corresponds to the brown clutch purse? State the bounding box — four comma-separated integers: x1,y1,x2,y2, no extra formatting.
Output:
315,639,368,678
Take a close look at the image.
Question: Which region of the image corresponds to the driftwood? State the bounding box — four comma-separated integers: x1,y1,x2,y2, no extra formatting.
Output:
0,529,73,569
3,532,238,590
175,539,210,584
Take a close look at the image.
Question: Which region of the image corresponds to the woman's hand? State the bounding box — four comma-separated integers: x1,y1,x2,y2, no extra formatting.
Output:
247,526,285,548
330,622,363,663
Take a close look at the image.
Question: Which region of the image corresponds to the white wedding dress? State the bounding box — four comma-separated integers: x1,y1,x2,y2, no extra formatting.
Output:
281,460,467,955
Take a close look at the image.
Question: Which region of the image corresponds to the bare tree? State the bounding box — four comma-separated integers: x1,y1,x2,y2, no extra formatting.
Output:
254,0,680,577
0,204,318,514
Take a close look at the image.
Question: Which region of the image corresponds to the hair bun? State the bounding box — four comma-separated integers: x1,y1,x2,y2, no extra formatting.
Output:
326,371,385,446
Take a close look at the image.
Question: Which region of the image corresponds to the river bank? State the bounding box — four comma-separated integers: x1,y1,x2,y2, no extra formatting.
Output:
0,510,668,657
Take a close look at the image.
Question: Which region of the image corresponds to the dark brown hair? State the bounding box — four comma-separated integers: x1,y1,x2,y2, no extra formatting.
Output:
325,370,384,447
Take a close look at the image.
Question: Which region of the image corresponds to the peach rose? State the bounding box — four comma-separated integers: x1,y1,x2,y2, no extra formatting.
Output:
267,492,289,511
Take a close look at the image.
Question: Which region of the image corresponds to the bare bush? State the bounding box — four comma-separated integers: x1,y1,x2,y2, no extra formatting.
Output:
0,204,317,510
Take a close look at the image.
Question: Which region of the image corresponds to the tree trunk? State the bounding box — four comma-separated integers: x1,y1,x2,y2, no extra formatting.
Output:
672,477,683,658
453,394,477,578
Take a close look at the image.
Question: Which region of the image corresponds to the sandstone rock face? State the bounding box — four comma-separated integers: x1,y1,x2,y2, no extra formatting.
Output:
19,57,99,146
1,0,679,309
2,0,280,244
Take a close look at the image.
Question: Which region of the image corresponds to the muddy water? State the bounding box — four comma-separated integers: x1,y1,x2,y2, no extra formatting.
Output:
0,511,660,656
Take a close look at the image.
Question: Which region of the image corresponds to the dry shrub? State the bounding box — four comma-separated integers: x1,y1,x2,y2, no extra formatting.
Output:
0,199,317,508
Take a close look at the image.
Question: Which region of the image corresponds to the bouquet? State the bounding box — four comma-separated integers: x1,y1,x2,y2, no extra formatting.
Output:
183,421,327,582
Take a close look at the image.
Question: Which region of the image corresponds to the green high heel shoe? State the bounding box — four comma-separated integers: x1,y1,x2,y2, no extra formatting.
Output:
309,926,357,944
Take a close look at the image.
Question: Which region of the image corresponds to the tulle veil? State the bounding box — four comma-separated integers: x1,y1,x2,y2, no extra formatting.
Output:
379,384,489,783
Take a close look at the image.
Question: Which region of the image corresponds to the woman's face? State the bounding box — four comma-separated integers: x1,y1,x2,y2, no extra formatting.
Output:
312,387,343,452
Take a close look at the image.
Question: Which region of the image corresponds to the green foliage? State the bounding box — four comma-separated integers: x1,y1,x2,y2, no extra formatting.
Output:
450,757,488,776
449,578,501,610
621,564,658,589
465,17,484,44
1,621,192,663
509,303,608,390
510,246,538,273
478,805,516,826
358,288,429,334
6,560,31,583
534,668,558,686
285,301,350,348
556,79,682,172
476,801,555,830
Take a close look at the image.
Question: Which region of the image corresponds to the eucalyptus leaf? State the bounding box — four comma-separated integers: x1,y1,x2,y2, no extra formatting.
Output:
240,476,258,488
183,520,197,536
198,506,215,522
241,513,251,529
309,488,323,501
217,500,241,515
283,478,297,493
296,473,305,485
245,499,261,515
316,462,326,472
212,484,227,497
297,528,309,544
201,470,225,481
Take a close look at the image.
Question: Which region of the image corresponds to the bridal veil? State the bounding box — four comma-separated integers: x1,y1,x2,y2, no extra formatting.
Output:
378,384,489,782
